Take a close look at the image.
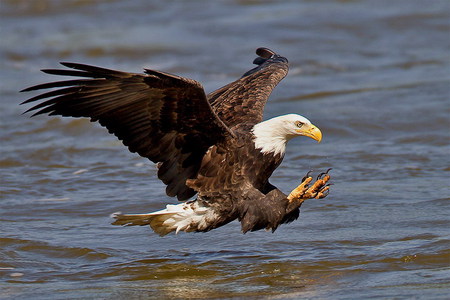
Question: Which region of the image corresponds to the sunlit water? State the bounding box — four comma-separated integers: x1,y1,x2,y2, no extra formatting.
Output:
1,0,449,299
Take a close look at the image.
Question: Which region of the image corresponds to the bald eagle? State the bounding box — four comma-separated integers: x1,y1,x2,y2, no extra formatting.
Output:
21,48,331,236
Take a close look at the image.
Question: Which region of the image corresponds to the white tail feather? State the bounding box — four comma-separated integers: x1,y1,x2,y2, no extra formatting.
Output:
111,201,215,236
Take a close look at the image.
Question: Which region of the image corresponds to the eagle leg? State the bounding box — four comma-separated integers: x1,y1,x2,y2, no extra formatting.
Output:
287,171,331,204
287,176,312,202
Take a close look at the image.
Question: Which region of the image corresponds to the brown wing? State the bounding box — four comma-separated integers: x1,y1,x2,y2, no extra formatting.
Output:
21,63,234,201
207,48,289,128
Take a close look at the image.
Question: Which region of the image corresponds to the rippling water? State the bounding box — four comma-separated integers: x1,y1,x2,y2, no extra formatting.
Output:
1,0,449,299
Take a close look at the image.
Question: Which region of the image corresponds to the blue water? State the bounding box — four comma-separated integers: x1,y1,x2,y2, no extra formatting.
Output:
1,0,449,299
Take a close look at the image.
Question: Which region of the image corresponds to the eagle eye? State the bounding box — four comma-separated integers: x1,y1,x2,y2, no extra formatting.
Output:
295,121,304,128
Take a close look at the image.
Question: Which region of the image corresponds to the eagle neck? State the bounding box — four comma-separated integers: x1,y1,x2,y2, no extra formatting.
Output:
252,119,293,156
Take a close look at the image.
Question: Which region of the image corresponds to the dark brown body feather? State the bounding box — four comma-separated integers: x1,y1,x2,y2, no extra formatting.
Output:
21,48,300,233
187,129,292,233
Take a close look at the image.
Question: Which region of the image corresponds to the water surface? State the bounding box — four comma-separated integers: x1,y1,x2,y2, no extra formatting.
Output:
1,0,449,299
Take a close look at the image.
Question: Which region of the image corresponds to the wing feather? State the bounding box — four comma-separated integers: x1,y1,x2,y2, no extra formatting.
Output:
207,48,289,128
21,62,233,200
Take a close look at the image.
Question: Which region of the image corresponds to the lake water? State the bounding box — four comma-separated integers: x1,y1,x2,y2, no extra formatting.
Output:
1,0,449,299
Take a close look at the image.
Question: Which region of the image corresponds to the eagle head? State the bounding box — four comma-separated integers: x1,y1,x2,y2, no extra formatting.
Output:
252,114,322,155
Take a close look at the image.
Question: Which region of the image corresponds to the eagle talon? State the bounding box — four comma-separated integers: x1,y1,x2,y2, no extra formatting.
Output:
302,170,313,182
315,186,330,199
317,168,332,180
288,170,332,203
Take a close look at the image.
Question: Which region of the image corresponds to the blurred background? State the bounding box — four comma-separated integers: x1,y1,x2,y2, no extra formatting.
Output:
1,0,449,299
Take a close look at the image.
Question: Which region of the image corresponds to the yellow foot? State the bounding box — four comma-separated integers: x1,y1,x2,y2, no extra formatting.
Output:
287,169,331,204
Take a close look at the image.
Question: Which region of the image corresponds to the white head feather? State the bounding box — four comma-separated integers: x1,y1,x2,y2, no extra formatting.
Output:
252,114,321,156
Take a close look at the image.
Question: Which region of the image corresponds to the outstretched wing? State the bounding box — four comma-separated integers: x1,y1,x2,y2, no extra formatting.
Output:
207,48,289,128
21,63,234,201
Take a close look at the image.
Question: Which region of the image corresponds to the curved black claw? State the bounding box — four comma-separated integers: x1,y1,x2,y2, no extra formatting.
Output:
317,168,333,180
302,170,313,182
316,183,333,199
320,188,330,198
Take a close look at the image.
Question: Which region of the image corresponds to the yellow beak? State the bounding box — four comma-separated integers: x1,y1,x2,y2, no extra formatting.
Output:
296,124,322,143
